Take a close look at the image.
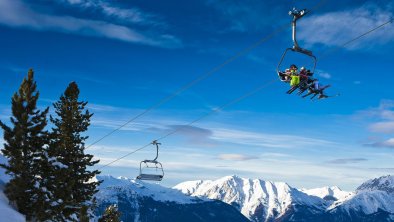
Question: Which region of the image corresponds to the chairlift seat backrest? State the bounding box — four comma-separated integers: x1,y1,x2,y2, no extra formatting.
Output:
142,159,159,164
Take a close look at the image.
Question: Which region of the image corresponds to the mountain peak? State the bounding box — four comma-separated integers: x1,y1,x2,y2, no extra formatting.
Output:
174,175,324,221
223,174,242,180
356,175,394,193
301,186,352,203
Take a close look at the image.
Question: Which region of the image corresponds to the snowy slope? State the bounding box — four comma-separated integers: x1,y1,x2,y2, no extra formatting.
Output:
0,154,25,222
0,190,25,222
97,175,204,204
174,175,325,221
0,153,10,186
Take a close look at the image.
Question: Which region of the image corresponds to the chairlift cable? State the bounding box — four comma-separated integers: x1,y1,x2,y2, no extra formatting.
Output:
96,79,276,170
86,0,328,150
86,25,286,150
305,18,394,70
319,18,394,59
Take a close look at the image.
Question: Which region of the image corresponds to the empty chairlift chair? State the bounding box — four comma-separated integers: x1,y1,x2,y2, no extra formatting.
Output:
136,140,164,181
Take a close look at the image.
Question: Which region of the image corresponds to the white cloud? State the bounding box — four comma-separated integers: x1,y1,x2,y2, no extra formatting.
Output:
211,128,335,149
218,153,258,161
0,0,182,48
369,121,394,133
87,103,123,112
260,152,289,158
357,100,394,148
366,138,394,148
91,118,161,132
59,0,165,27
326,158,368,164
299,4,394,49
359,100,394,135
163,125,216,146
357,100,394,120
318,72,331,79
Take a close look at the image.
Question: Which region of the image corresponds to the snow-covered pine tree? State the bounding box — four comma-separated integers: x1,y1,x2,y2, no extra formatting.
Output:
0,69,51,220
48,81,100,220
99,205,121,222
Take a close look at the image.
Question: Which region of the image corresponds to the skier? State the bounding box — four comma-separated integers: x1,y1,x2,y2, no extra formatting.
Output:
289,64,300,87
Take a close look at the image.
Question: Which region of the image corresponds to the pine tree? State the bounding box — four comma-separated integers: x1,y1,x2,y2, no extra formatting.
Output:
99,205,121,222
48,81,100,220
0,69,50,220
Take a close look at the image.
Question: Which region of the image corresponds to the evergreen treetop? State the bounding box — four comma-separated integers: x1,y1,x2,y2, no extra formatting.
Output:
48,81,101,221
0,69,50,220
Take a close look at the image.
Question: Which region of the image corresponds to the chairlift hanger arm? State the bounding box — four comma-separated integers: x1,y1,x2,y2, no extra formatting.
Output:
151,140,160,162
289,8,313,56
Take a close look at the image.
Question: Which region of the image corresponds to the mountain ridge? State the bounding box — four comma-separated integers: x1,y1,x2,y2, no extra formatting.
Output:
174,175,394,222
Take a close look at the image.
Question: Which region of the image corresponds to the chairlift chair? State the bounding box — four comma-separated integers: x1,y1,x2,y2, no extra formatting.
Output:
136,140,164,181
277,8,317,82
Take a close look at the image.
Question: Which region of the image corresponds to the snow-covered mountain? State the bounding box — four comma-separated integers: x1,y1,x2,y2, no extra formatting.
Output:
174,175,325,221
174,175,394,222
357,175,394,194
94,175,249,222
326,175,394,221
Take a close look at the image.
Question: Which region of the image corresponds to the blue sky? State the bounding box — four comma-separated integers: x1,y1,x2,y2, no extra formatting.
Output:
0,0,393,190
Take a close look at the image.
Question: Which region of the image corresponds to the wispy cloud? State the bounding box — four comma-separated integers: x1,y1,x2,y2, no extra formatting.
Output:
369,121,394,133
0,0,182,48
299,4,394,50
318,72,332,79
355,100,394,148
58,0,166,28
91,118,161,132
354,100,394,148
164,125,215,146
326,158,368,164
365,138,394,148
211,128,335,149
218,153,258,161
86,103,141,113
369,167,394,171
357,100,394,120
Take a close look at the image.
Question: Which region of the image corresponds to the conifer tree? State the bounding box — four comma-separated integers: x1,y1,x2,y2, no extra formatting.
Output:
48,81,100,220
0,69,50,220
99,205,121,222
